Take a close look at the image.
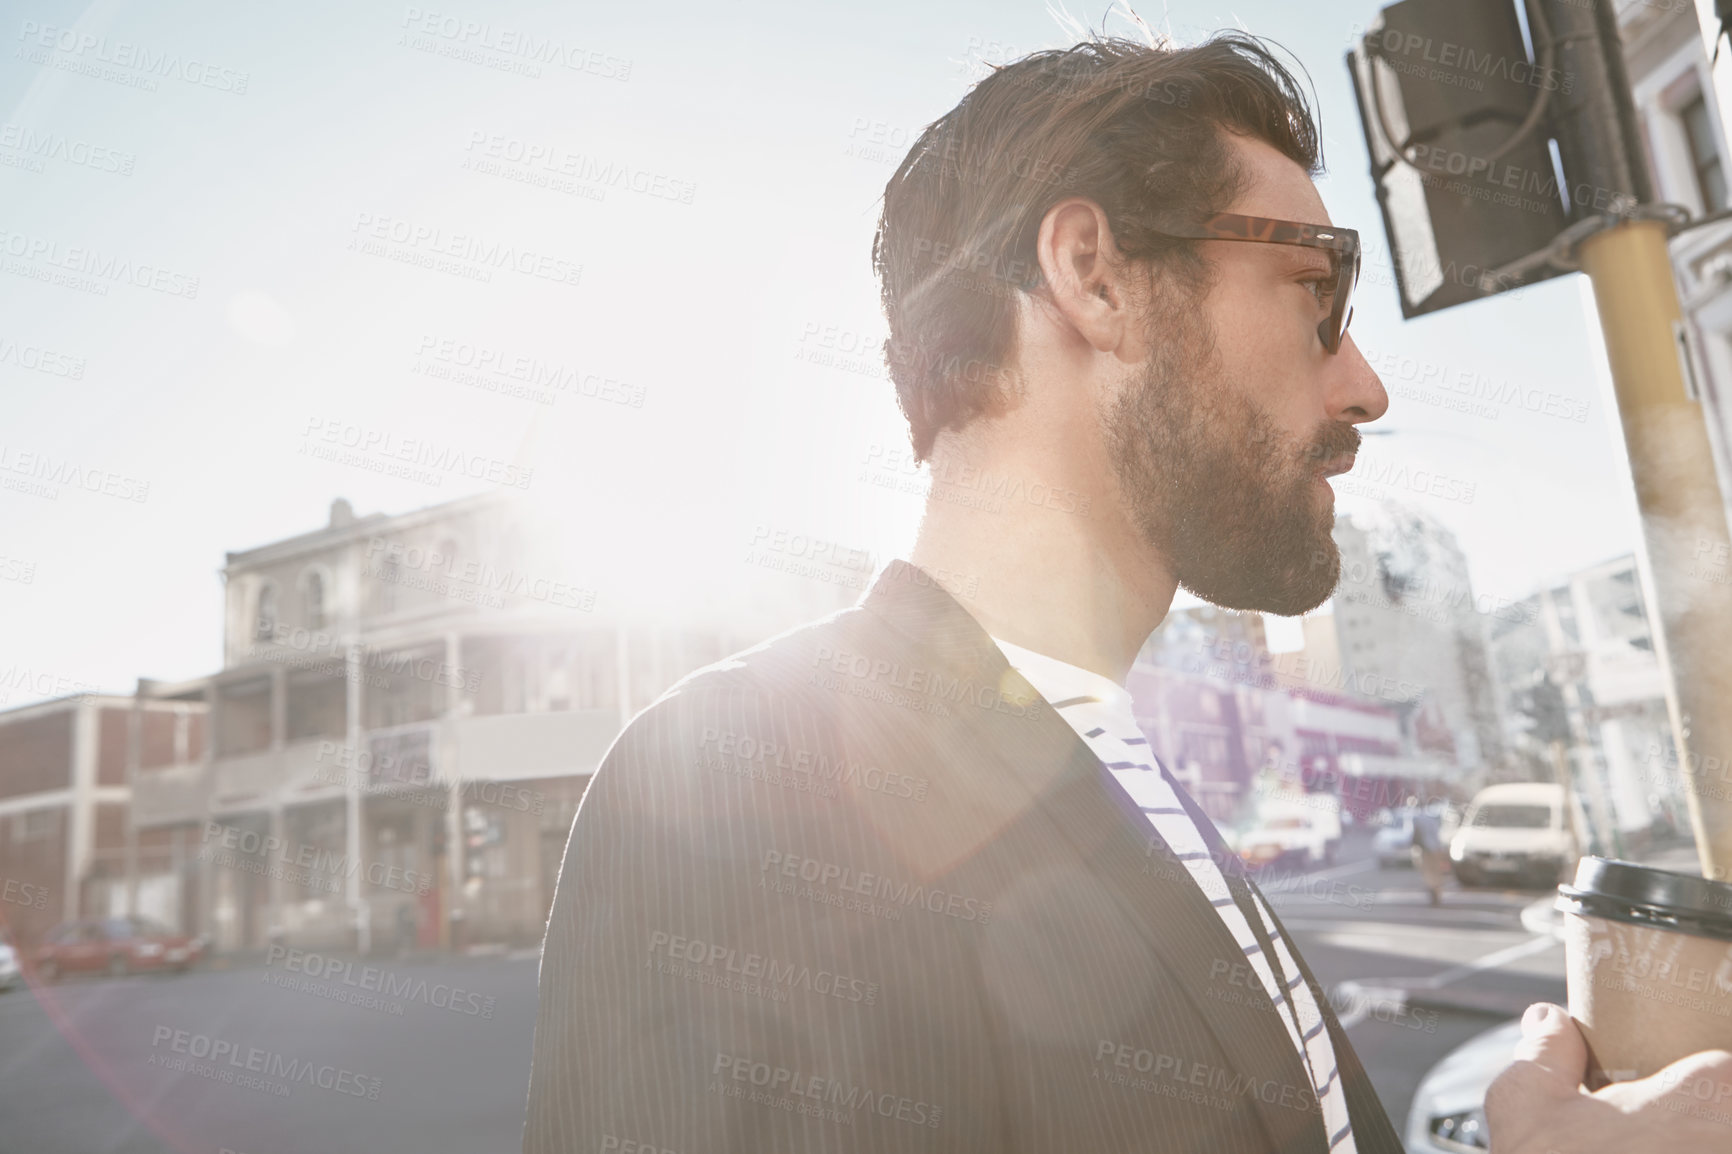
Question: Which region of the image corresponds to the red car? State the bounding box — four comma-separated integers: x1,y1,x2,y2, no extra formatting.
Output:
34,916,205,981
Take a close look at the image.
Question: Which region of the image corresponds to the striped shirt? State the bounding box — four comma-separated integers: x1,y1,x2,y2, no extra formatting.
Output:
991,635,1356,1154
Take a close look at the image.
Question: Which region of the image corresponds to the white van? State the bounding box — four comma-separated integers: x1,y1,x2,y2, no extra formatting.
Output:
1449,782,1584,889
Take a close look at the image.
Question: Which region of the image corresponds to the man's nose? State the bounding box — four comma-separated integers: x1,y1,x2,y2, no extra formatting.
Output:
1330,333,1388,424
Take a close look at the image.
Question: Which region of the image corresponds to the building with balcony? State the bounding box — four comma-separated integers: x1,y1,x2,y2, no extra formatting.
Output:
129,493,859,954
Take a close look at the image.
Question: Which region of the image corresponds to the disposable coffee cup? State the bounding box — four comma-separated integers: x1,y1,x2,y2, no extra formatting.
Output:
1555,857,1732,1090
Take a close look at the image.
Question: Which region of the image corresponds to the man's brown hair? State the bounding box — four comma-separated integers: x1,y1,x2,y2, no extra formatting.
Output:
873,32,1322,463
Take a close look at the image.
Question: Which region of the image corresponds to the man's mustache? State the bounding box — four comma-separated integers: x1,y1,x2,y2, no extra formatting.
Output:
1299,423,1361,465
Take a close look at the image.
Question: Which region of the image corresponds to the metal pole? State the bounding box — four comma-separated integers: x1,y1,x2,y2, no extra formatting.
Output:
125,688,141,918
346,641,368,954
1550,738,1585,855
1577,218,1732,878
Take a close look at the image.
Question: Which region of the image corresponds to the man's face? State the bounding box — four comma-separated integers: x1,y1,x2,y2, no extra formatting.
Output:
1098,133,1387,616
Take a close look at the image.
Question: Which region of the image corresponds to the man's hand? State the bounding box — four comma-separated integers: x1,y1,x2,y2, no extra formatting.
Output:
1484,1001,1732,1153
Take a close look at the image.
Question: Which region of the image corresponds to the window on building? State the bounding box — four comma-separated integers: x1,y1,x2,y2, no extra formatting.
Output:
216,677,273,756
1550,586,1580,646
254,582,278,640
574,635,618,712
286,669,346,743
376,560,400,615
303,570,326,631
362,645,444,729
11,809,56,841
545,646,571,711
1191,734,1228,767
502,648,533,713
284,802,345,899
465,805,509,881
1682,94,1729,213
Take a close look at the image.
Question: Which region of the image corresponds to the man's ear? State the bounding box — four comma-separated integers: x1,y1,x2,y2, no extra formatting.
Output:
1034,197,1134,354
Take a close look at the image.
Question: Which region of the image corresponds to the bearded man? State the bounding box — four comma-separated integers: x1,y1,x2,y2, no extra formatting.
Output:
523,30,1732,1154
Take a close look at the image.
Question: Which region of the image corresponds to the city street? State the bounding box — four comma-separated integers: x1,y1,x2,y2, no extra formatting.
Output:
0,948,545,1154
1259,828,1570,1123
7,0,1729,1150
0,827,1576,1154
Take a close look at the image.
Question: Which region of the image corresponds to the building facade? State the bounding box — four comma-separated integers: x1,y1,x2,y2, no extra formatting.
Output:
0,693,192,947
129,493,859,954
1488,551,1687,856
1628,0,1732,543
1325,503,1510,777
1126,602,1453,826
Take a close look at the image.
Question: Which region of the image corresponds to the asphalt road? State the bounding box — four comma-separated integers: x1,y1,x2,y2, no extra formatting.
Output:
0,950,543,1154
1258,828,1569,1134
0,828,1567,1154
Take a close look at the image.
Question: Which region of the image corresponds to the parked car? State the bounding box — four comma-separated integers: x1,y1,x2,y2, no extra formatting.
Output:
1307,793,1344,864
1374,808,1419,869
0,938,20,992
1404,1017,1523,1152
1449,782,1584,889
1235,811,1332,870
34,916,206,982
1373,800,1460,869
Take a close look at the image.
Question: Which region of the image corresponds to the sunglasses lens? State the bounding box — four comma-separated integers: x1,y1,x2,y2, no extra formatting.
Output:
1331,255,1357,353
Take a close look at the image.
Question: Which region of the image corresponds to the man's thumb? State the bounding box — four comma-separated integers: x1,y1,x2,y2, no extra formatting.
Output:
1509,1002,1589,1089
1486,1004,1591,1149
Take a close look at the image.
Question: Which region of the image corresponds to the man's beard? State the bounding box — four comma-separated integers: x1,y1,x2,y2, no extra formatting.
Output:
1100,292,1360,616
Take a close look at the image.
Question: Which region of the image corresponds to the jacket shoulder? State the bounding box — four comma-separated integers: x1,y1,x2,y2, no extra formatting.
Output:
573,605,883,809
603,603,882,748
667,602,885,700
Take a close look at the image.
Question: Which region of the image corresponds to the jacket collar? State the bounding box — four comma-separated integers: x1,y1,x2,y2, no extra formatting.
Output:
857,557,1248,871
854,557,1334,1153
857,558,1012,678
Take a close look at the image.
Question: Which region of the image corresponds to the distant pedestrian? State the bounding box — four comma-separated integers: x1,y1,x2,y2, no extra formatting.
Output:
394,901,417,957
1411,808,1448,905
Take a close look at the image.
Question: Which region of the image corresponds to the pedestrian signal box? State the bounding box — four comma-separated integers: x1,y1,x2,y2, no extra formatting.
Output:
1347,0,1578,317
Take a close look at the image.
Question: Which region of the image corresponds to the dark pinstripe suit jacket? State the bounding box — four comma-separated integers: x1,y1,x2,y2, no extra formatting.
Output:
523,559,1404,1153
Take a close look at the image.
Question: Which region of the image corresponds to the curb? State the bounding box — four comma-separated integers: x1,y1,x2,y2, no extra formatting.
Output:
1333,842,1705,1029
1520,897,1566,940
201,945,533,969
1403,980,1562,1019
1333,975,1564,1022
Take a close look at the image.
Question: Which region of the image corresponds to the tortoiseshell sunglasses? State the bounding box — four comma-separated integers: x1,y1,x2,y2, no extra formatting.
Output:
1144,213,1361,354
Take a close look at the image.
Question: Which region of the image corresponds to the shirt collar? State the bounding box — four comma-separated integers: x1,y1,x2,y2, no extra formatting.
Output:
989,634,1136,718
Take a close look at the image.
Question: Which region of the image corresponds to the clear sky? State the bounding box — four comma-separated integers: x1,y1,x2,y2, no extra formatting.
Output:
0,0,1648,708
